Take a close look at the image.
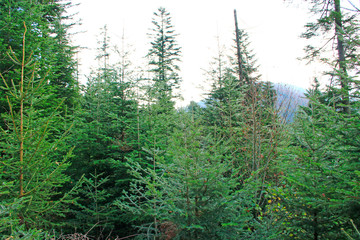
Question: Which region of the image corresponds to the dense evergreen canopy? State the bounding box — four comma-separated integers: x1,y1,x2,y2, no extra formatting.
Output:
0,1,360,239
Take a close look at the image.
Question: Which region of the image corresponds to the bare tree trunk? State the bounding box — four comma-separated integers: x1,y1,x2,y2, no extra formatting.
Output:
234,9,244,85
334,0,350,114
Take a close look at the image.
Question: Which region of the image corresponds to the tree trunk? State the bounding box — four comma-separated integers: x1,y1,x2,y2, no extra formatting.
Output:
334,0,350,114
234,9,244,85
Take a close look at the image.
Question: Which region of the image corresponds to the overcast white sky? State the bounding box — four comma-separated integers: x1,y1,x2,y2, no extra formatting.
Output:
69,0,317,105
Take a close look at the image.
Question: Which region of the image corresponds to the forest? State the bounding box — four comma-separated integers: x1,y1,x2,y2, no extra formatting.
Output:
0,0,360,239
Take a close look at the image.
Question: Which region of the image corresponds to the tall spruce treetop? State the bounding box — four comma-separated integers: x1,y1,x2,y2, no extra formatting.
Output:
147,7,181,110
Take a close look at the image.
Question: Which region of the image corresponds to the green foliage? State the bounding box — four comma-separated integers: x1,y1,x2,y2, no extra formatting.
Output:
0,24,76,234
300,0,360,114
64,26,139,237
2,2,360,239
147,7,182,108
273,2,360,237
201,24,288,239
0,0,79,119
118,112,252,239
1,225,54,240
203,42,246,172
277,81,360,239
71,171,117,238
342,219,360,240
231,28,260,85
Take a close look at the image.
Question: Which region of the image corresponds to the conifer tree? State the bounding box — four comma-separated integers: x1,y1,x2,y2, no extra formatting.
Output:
71,171,116,238
278,84,343,239
276,1,360,238
0,24,75,234
203,18,286,238
141,7,182,147
47,3,80,113
136,7,182,184
65,26,139,237
118,112,253,239
204,24,282,177
119,13,183,230
0,0,79,118
146,7,181,110
300,0,360,114
203,42,246,169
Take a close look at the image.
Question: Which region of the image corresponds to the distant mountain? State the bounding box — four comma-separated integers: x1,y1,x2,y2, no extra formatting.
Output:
274,83,307,122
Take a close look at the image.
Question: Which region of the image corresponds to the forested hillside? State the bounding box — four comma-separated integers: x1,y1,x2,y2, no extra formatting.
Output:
1,0,360,239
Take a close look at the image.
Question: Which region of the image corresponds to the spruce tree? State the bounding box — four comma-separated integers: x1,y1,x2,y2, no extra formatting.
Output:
140,7,182,151
276,78,360,239
65,26,139,237
202,42,246,169
202,18,286,238
134,6,182,190
118,112,252,239
276,1,360,238
71,171,116,238
0,0,79,119
300,0,360,114
278,85,341,239
146,7,181,110
0,24,75,235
